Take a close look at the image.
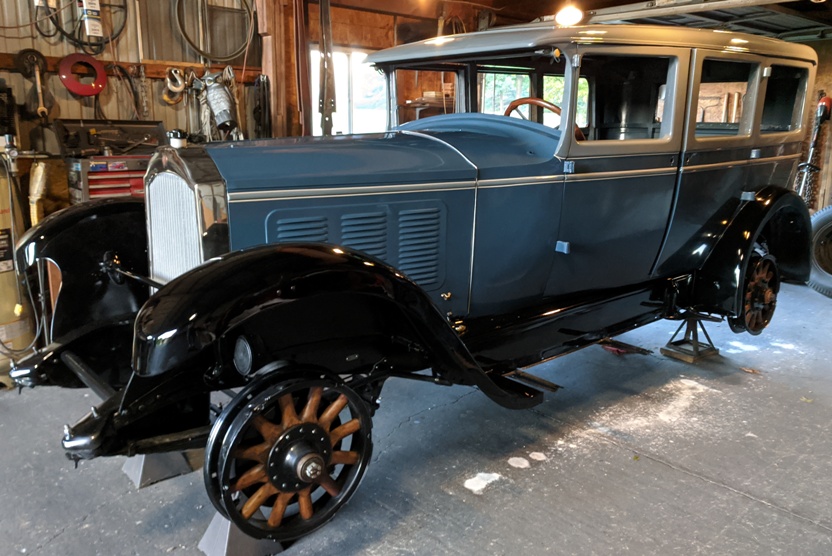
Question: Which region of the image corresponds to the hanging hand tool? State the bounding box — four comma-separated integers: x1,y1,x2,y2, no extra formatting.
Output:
15,49,55,120
163,68,186,105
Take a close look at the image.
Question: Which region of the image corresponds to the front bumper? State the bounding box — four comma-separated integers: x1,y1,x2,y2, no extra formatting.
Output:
62,393,122,460
10,345,69,389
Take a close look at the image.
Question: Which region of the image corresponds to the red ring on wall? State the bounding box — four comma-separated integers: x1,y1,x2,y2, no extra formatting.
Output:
58,53,108,97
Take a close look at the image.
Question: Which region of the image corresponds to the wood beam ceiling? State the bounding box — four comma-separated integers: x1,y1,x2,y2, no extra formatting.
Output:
308,0,832,36
306,0,553,23
307,0,443,20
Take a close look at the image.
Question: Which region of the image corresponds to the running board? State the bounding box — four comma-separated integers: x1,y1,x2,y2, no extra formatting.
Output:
505,370,562,393
486,373,544,408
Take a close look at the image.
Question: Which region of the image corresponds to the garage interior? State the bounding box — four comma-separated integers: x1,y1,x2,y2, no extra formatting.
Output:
2,1,832,554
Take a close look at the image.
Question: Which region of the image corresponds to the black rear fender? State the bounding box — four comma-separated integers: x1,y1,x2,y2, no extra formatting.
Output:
693,186,810,316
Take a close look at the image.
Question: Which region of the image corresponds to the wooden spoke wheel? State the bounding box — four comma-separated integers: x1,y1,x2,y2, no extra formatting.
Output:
730,248,779,335
212,377,372,541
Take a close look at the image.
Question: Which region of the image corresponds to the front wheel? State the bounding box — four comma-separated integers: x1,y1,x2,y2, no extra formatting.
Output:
808,205,832,298
205,373,373,541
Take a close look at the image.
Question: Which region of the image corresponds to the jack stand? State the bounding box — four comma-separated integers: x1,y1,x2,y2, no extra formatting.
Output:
198,512,283,556
661,317,719,363
122,450,201,489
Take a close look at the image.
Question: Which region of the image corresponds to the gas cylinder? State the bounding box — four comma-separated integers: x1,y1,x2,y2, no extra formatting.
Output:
0,153,35,379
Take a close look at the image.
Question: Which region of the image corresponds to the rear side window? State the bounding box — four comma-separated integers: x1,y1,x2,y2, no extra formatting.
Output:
396,69,459,123
578,55,672,141
695,60,755,137
760,65,808,134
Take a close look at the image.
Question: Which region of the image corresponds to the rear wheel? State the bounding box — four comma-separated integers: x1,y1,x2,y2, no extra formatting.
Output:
808,205,832,298
729,244,779,335
207,374,372,541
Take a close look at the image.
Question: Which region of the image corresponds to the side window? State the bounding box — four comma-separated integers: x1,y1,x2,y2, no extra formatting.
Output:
479,73,531,117
310,47,388,135
478,73,588,128
396,69,458,124
543,76,588,128
578,55,672,141
695,60,755,137
760,65,808,134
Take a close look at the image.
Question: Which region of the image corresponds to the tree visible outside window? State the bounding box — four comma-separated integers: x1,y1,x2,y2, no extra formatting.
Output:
543,76,589,127
480,72,588,128
480,73,531,116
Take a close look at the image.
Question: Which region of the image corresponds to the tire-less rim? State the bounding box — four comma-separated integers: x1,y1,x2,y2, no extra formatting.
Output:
741,253,779,335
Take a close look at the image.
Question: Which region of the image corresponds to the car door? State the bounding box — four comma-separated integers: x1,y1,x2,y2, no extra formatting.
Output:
546,46,689,297
652,51,813,277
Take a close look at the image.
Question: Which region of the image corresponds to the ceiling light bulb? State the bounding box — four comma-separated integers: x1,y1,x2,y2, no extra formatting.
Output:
555,5,584,26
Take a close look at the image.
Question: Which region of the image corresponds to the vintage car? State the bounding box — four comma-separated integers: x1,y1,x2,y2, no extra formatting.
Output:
11,23,815,542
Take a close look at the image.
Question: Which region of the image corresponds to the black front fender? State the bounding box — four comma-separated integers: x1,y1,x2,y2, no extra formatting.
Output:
693,186,810,316
16,198,149,340
133,243,471,378
133,243,539,409
12,199,148,389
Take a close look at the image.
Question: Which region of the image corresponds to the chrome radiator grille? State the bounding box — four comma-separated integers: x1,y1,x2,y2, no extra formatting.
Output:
147,171,204,284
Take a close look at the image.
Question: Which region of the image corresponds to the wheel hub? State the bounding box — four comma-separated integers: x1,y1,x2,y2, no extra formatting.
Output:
297,453,325,481
266,424,331,492
749,279,775,310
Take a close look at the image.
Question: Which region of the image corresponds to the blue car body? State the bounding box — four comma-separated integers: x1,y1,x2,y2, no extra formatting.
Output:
10,22,818,543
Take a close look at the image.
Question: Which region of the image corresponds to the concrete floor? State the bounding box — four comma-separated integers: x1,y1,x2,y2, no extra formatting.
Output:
1,283,831,555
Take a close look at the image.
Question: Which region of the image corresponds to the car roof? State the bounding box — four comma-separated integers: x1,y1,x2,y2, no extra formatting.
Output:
366,23,817,66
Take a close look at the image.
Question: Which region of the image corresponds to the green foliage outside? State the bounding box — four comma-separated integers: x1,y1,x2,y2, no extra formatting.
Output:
480,72,589,127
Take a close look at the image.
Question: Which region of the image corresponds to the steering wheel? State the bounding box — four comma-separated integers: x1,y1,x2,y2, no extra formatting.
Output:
503,97,586,141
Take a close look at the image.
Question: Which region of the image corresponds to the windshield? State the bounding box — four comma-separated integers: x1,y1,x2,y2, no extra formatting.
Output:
386,50,574,131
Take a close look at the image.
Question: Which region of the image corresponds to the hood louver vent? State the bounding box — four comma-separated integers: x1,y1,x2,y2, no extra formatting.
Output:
341,212,388,259
398,208,441,287
263,203,446,291
274,216,329,242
